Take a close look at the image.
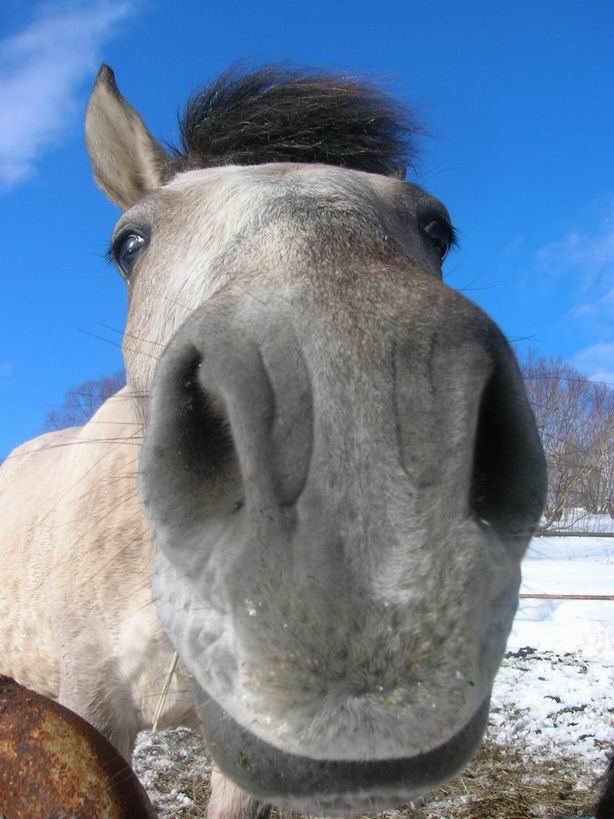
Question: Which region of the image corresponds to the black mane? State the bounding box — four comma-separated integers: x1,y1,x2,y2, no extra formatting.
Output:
169,66,420,178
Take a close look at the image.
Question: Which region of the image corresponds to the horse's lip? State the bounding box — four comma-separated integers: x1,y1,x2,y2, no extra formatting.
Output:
193,683,491,815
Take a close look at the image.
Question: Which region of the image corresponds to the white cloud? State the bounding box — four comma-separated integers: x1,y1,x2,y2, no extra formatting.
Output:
0,0,138,189
534,202,614,293
572,284,614,329
532,202,614,385
571,343,614,387
0,361,14,379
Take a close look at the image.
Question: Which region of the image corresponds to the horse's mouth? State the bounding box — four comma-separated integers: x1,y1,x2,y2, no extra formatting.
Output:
194,684,491,816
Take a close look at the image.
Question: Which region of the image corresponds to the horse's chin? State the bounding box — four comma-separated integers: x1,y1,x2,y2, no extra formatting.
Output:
194,684,491,816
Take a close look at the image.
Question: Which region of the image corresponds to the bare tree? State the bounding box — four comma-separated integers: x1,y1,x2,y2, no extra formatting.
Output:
42,370,126,432
522,351,613,527
579,383,614,516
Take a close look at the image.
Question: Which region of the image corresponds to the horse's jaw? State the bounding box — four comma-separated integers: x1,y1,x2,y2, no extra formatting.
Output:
193,683,491,816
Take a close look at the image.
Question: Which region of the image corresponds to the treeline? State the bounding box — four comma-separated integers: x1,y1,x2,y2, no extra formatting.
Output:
42,370,126,431
522,351,613,527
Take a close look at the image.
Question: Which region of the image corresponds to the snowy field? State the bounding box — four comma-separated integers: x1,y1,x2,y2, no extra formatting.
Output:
134,533,614,818
511,534,614,660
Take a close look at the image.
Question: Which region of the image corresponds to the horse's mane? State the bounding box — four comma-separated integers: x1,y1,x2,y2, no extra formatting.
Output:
168,65,420,178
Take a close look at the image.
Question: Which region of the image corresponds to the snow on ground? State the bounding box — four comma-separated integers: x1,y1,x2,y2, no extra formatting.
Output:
135,533,614,817
491,647,612,783
511,535,614,659
488,533,614,794
134,726,211,816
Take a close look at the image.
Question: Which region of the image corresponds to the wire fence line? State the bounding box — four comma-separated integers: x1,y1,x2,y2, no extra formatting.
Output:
536,509,614,537
535,529,614,538
524,519,614,601
519,593,614,601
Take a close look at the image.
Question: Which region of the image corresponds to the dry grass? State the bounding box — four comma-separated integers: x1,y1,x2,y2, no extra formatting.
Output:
414,740,597,819
135,730,600,818
269,740,598,818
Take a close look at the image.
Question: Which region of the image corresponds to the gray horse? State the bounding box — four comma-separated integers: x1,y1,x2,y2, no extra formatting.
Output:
0,65,546,817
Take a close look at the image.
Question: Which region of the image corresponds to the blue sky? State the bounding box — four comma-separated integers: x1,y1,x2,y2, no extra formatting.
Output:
1,0,613,460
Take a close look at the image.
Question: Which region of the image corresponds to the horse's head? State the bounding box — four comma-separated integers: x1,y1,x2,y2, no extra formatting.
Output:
86,65,546,815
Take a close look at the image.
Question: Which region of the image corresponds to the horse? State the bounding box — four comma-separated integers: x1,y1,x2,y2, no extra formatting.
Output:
0,64,548,817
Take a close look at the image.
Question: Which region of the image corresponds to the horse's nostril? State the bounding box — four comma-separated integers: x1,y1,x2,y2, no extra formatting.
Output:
170,347,237,481
470,354,547,542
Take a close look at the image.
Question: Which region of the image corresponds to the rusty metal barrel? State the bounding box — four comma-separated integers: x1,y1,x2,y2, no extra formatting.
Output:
0,675,155,818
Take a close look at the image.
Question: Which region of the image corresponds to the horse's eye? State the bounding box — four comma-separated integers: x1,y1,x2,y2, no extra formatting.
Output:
114,232,145,279
422,220,452,263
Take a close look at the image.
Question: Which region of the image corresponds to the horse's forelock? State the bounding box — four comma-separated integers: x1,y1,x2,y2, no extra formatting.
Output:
168,65,421,178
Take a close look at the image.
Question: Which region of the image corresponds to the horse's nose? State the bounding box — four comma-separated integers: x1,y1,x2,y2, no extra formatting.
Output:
140,288,545,555
139,280,546,765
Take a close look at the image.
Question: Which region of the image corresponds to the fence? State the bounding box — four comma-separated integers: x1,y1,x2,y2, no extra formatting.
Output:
524,520,614,601
537,508,614,537
519,593,614,600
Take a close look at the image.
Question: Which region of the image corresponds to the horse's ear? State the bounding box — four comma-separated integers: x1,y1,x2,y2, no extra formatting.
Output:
86,65,169,210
